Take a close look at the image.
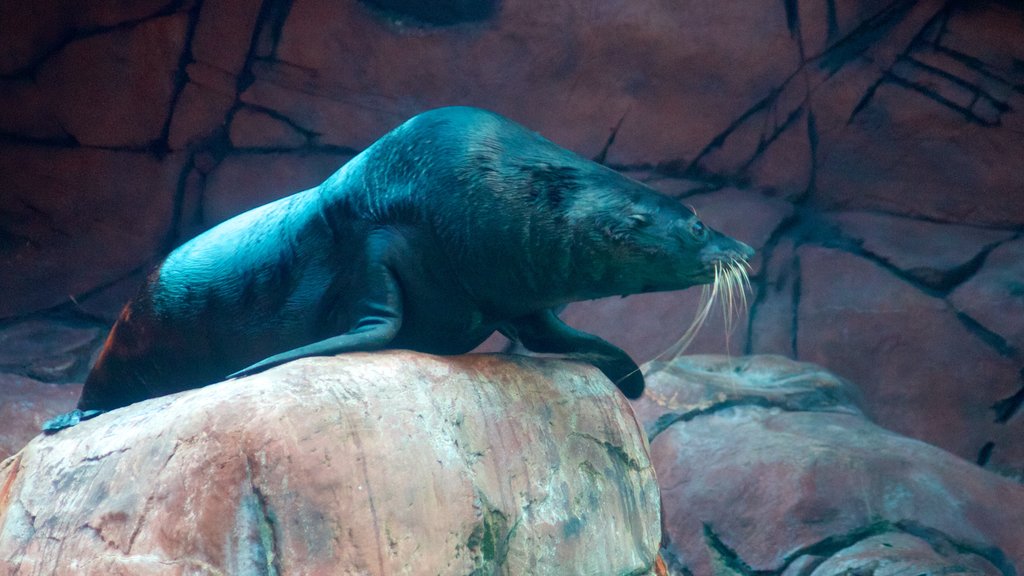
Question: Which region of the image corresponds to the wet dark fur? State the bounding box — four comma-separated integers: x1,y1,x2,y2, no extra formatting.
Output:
47,107,753,430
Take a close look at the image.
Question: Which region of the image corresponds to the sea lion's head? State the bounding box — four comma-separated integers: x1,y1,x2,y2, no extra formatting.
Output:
560,171,753,297
557,168,754,356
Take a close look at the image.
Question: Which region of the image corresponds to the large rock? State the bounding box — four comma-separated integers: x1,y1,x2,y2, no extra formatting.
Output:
637,355,1024,576
0,352,662,575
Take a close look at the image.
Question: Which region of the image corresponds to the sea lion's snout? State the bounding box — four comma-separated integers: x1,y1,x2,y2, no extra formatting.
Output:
700,234,754,266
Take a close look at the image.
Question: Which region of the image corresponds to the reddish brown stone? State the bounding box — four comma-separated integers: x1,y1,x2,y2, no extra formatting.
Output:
643,356,1024,576
834,211,1013,288
0,146,182,319
804,533,1003,575
747,238,799,356
229,107,307,149
0,374,80,463
0,0,176,74
632,355,864,438
950,238,1024,352
796,246,1022,470
0,352,661,574
202,152,354,226
35,14,190,148
0,78,66,141
0,320,101,383
244,0,801,164
190,0,261,78
813,79,1024,227
746,108,813,200
167,62,238,150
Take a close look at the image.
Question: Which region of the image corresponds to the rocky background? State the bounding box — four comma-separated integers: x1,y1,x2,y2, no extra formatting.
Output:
1,0,1022,479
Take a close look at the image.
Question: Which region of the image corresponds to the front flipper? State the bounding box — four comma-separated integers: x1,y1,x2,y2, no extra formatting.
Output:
503,309,644,399
41,409,105,434
228,236,404,380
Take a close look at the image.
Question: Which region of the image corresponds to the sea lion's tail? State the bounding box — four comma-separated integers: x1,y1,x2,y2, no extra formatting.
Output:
41,409,105,434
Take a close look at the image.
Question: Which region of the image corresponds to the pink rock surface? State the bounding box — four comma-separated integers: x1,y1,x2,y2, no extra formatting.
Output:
834,212,1013,289
796,246,1023,471
950,238,1024,352
201,151,355,227
641,356,1024,576
0,0,176,75
248,0,801,164
0,374,80,463
0,320,101,383
0,352,662,575
0,146,182,319
35,13,190,148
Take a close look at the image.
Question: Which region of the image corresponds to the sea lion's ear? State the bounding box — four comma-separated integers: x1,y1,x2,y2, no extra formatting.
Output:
628,213,651,227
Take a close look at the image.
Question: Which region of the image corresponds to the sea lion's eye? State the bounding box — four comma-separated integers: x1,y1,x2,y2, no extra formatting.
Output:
691,221,708,242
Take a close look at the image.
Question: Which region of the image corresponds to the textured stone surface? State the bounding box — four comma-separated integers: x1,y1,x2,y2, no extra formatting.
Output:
0,320,101,383
834,211,1014,290
35,13,190,148
796,246,1023,470
0,352,662,575
641,356,1024,576
0,0,177,75
950,237,1024,352
0,146,181,319
0,375,80,463
201,151,354,226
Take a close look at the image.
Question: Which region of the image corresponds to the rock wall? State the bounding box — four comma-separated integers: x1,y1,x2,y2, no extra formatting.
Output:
1,0,1022,474
635,355,1024,575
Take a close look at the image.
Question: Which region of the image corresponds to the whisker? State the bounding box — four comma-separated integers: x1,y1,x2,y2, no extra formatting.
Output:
658,254,753,362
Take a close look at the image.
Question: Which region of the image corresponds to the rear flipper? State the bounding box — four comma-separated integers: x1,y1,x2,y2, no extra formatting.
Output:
41,409,105,434
227,239,404,380
503,308,644,399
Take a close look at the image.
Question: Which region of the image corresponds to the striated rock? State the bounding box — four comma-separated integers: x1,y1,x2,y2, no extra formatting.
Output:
243,0,801,164
834,211,1013,290
797,0,897,60
0,319,101,383
0,0,176,75
0,352,662,575
229,107,308,149
632,355,864,437
35,13,190,148
0,145,182,319
201,151,355,226
640,355,1024,576
747,237,799,357
0,374,80,463
803,533,1004,576
189,0,261,77
796,246,1023,470
166,62,239,150
360,0,499,26
950,237,1024,353
0,78,67,141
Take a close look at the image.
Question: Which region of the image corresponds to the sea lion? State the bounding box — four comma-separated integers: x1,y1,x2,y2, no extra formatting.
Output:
43,106,753,432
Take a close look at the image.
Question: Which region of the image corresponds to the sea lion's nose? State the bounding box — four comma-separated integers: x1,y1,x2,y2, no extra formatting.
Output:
735,240,755,261
701,236,755,264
